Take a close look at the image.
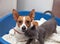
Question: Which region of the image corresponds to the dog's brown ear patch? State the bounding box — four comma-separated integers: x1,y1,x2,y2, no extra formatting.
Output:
12,9,19,21
29,9,35,21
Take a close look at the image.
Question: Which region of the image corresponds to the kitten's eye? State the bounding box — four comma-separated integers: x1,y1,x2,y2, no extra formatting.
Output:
26,21,30,24
18,21,22,24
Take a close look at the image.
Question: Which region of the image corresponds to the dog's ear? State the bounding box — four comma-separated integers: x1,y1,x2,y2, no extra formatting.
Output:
12,9,19,21
29,9,35,21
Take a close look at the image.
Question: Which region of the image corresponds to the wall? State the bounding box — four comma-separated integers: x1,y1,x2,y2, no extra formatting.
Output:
17,0,53,12
0,0,17,18
0,0,53,18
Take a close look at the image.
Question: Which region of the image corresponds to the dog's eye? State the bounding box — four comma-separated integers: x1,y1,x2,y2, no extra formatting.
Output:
18,21,22,24
26,21,30,24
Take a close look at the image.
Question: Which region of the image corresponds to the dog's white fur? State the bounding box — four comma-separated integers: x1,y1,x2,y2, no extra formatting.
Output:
2,18,60,44
20,17,28,31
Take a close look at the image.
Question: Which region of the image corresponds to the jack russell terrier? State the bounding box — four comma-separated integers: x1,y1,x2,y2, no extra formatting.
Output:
2,9,39,44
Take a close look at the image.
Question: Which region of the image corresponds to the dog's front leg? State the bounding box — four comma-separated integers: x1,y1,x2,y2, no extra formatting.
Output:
26,39,33,44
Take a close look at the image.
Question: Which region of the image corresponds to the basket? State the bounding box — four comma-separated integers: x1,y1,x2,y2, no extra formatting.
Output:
0,11,60,44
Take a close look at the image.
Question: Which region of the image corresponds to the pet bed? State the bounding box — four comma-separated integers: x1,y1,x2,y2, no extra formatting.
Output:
0,11,60,44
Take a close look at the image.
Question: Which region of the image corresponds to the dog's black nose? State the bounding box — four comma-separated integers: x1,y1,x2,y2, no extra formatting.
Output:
22,26,26,32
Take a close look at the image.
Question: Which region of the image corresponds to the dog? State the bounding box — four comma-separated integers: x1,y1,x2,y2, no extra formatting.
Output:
2,9,39,44
24,11,57,44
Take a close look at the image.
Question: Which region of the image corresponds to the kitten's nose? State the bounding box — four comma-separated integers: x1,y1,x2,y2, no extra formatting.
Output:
22,26,26,32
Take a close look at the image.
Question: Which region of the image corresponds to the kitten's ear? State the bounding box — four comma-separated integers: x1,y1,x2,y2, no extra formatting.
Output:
32,21,38,27
31,25,36,30
31,21,38,30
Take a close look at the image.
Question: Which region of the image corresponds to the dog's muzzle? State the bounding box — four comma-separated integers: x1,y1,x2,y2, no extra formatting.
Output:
22,26,26,32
